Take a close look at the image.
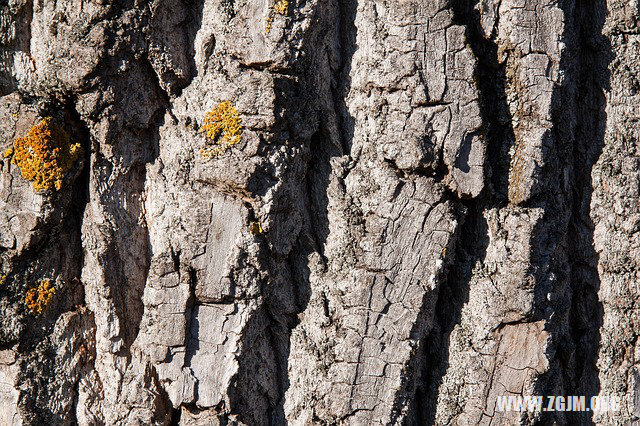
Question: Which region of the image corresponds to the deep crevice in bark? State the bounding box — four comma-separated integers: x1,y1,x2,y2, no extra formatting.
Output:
228,0,359,421
552,1,610,423
107,104,164,357
450,0,515,205
414,201,487,424
236,0,359,421
520,2,611,424
413,0,517,423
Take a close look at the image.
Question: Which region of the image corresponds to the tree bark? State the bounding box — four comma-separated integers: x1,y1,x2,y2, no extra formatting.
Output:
0,0,635,424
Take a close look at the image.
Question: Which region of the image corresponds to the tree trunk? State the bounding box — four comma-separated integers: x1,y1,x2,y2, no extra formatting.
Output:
0,0,636,424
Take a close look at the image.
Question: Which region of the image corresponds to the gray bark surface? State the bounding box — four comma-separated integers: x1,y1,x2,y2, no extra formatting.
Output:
0,0,636,424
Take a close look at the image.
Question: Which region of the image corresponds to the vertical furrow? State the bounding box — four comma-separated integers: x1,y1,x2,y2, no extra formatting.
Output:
285,0,485,423
419,1,605,424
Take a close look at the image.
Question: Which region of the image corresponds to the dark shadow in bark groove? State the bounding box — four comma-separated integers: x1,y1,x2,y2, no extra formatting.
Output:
533,1,611,424
413,203,488,425
230,1,358,424
412,0,515,423
167,0,204,96
0,0,32,96
565,4,610,421
451,0,516,206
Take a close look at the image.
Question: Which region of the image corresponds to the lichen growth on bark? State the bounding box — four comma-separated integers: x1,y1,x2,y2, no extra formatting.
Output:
274,0,289,15
266,0,289,33
9,118,82,192
200,101,243,159
249,221,264,235
25,279,56,315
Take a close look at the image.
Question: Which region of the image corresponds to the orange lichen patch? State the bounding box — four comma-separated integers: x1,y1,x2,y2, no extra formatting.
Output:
199,101,243,159
10,118,82,192
3,148,13,158
274,0,289,15
25,279,56,315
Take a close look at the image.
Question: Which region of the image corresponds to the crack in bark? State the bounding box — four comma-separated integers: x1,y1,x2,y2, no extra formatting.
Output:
412,0,518,423
544,1,610,423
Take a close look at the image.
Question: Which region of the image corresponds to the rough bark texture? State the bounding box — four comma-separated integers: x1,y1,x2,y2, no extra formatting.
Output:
0,0,637,424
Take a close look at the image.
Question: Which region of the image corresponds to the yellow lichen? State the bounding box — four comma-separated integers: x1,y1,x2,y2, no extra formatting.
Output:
200,101,243,159
0,275,6,285
265,16,273,33
25,279,56,315
3,148,13,159
274,0,289,15
11,118,82,192
249,221,264,235
265,0,289,33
